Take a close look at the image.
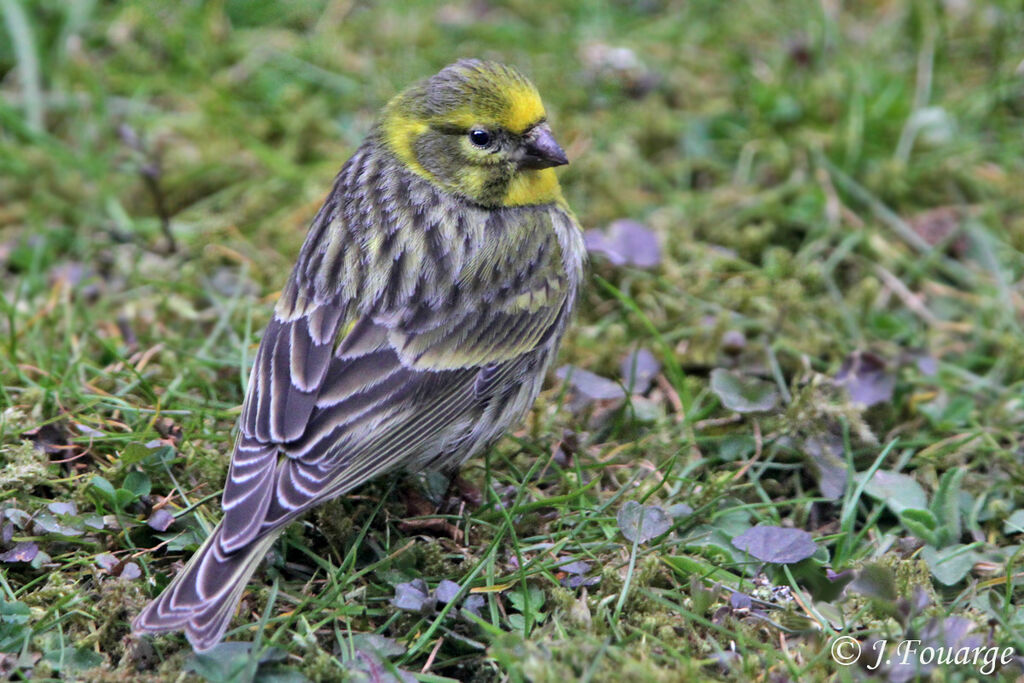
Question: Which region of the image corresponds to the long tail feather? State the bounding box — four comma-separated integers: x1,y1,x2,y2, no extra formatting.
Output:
133,526,279,652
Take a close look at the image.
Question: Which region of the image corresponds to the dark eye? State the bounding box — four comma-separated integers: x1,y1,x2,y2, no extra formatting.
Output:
468,129,492,147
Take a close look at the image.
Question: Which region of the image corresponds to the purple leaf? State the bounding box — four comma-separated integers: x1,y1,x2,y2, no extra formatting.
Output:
351,651,417,683
558,559,598,587
802,434,848,501
559,560,591,575
721,330,747,355
921,616,977,650
617,501,671,544
74,422,104,438
120,562,141,580
730,592,752,609
462,594,485,618
434,579,460,604
82,515,105,530
731,526,816,564
392,579,432,613
915,354,938,376
47,501,77,516
147,508,175,532
96,553,119,571
563,574,601,588
556,366,626,404
0,542,38,563
584,219,661,268
835,351,895,407
620,349,660,394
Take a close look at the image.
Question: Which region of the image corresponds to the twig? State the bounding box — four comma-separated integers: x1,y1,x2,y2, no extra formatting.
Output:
421,636,444,674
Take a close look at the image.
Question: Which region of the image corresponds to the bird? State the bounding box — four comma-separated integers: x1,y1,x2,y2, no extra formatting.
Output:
133,59,585,651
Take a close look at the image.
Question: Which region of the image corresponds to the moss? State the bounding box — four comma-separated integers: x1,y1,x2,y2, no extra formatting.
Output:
0,441,51,493
315,497,358,557
489,627,704,682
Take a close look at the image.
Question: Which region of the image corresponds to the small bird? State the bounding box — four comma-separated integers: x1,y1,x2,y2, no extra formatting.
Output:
133,59,584,651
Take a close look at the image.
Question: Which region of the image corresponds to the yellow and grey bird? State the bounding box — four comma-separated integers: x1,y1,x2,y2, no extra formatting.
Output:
133,59,584,651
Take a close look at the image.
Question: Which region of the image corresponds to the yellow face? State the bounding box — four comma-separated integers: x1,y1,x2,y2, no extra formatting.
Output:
381,60,568,208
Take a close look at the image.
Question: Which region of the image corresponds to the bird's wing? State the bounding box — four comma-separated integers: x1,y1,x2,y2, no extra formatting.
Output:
215,196,574,555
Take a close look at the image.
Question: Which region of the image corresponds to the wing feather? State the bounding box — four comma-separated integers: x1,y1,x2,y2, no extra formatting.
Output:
216,165,579,554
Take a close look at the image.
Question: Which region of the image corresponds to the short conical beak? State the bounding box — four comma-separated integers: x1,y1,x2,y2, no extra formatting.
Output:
520,125,569,169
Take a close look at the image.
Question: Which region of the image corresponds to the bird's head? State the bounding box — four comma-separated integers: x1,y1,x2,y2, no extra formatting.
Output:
380,59,569,208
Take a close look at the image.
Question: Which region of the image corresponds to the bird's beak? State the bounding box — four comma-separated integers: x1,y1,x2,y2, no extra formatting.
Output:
520,124,569,169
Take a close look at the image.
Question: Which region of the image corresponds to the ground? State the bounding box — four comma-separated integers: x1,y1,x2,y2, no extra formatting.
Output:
1,0,1024,681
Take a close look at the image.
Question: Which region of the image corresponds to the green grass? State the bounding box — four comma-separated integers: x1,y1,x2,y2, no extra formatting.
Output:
2,0,1024,680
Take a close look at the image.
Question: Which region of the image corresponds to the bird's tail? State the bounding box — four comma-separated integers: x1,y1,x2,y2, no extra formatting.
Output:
133,524,280,652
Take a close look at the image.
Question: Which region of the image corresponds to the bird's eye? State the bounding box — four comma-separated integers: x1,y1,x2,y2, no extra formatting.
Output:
468,129,492,147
